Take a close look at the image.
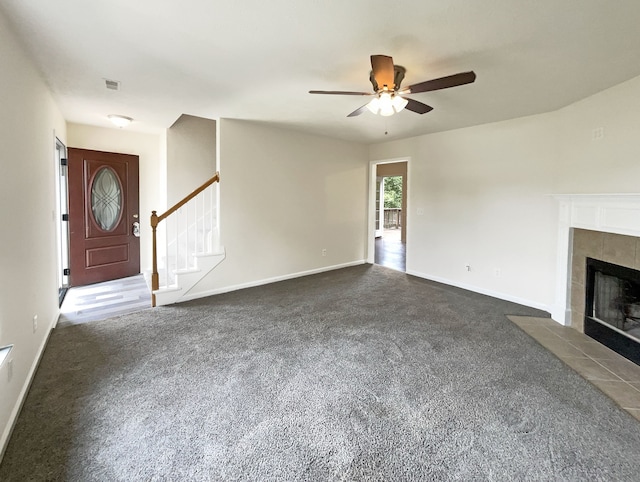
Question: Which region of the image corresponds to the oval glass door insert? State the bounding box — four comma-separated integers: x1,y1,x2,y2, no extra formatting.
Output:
91,167,122,231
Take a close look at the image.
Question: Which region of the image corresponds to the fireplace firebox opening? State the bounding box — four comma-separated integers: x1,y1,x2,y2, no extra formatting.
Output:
585,257,640,365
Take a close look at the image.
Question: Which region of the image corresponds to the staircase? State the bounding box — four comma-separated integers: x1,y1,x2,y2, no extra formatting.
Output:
150,172,225,306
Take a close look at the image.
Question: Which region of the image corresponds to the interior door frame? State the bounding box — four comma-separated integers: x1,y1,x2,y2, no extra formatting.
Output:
367,157,411,264
375,176,384,238
54,136,70,302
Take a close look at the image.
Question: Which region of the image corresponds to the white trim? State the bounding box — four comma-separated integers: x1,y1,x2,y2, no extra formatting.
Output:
53,133,68,327
179,260,366,302
553,193,640,326
367,161,377,264
0,322,54,463
407,269,549,313
215,119,221,248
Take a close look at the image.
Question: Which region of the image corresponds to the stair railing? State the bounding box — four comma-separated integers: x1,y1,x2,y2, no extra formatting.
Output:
150,172,220,306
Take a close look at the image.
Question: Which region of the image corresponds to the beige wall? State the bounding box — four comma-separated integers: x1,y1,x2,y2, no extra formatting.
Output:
188,119,369,295
66,124,166,273
167,114,217,206
0,10,67,456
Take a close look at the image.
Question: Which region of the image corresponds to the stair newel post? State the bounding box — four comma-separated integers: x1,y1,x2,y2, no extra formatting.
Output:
150,210,159,307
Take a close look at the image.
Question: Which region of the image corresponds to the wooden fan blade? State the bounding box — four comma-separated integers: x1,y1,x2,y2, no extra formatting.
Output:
309,90,372,96
347,104,369,117
404,98,433,114
370,55,395,90
405,71,476,94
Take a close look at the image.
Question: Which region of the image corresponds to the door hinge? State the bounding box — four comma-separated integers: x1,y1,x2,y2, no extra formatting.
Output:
63,268,70,276
60,158,68,166
62,214,69,221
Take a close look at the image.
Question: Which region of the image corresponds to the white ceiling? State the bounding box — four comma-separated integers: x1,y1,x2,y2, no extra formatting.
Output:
3,0,640,143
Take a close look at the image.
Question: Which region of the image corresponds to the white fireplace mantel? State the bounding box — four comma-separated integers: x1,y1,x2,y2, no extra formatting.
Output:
552,193,640,325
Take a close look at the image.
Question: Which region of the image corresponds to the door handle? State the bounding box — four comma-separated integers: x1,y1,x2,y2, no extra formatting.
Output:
132,221,140,237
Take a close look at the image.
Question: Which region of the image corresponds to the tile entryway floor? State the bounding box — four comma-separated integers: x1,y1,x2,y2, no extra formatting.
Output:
58,274,152,325
509,315,640,422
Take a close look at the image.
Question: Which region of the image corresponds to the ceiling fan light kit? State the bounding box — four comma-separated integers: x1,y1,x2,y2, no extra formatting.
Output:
310,55,476,118
367,91,409,116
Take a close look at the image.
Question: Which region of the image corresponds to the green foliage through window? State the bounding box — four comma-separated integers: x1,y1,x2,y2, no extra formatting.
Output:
383,176,402,208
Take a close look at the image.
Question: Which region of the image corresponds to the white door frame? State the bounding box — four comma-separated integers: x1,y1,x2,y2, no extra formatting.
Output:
54,137,70,294
367,157,410,264
374,176,384,238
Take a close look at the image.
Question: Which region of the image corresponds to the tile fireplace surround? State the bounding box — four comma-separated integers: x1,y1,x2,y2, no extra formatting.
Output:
570,228,640,331
552,194,640,327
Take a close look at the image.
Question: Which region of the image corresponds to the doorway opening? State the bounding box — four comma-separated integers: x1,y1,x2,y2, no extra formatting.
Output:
369,160,408,272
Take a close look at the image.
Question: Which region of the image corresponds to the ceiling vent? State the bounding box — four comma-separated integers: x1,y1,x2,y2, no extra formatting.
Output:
105,79,120,91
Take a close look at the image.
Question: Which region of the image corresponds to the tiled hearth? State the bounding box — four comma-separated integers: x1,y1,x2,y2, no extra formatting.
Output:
534,196,640,421
509,315,640,422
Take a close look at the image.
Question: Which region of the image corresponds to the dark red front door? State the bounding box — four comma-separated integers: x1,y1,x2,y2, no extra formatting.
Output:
68,148,140,286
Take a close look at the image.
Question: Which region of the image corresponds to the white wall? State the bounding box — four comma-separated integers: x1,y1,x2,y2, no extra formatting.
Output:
166,114,217,206
554,74,640,194
0,10,67,457
370,73,640,314
371,115,559,310
188,119,369,295
66,123,166,273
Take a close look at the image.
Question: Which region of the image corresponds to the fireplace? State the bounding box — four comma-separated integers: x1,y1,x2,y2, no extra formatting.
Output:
585,257,640,365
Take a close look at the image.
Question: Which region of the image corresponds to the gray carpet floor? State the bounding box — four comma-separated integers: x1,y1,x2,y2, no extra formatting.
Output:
2,264,640,481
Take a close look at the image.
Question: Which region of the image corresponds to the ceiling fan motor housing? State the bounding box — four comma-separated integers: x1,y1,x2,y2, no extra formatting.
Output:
370,65,406,92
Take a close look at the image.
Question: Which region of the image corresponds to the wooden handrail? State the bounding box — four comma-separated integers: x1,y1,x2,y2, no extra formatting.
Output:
150,172,220,306
157,172,219,222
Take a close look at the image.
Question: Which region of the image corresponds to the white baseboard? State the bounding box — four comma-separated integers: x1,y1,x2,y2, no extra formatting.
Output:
406,269,551,315
549,304,571,326
180,260,366,302
0,315,56,463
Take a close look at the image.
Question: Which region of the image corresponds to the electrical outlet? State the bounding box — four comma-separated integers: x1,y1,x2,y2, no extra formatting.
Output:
465,264,471,272
7,359,13,382
321,248,327,257
33,315,38,333
494,268,501,277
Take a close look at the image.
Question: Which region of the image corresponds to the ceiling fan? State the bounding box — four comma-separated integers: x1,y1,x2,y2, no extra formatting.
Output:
309,55,476,117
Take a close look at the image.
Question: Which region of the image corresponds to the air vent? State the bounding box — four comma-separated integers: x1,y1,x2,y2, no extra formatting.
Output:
105,79,120,91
